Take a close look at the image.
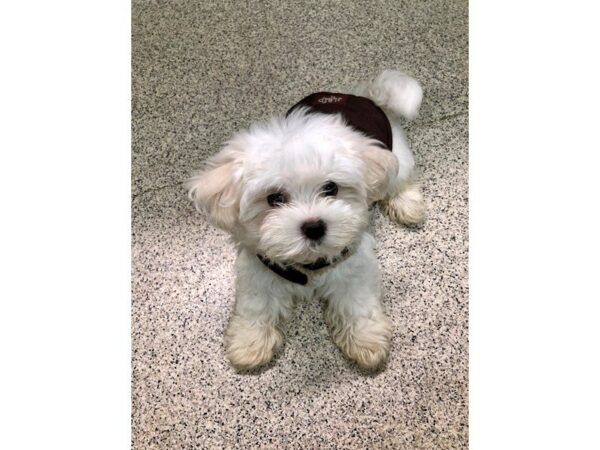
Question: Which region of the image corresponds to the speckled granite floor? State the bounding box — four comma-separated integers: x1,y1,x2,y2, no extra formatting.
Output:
132,1,468,449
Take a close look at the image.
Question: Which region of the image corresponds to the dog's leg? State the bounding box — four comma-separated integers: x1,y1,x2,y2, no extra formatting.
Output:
323,236,392,369
382,177,426,226
326,300,392,370
224,252,293,370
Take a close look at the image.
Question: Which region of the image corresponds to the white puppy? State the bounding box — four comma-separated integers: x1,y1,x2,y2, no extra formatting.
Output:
186,70,425,370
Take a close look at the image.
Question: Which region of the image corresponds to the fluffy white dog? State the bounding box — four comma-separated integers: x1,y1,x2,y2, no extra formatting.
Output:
185,70,425,370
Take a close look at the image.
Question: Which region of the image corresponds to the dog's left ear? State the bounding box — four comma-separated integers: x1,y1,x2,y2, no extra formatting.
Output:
361,145,399,203
184,146,244,232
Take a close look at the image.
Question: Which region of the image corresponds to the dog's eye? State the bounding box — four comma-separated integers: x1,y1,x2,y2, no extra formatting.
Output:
267,192,287,207
321,181,338,197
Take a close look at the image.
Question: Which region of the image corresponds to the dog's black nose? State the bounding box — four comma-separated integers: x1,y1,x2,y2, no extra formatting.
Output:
301,219,327,241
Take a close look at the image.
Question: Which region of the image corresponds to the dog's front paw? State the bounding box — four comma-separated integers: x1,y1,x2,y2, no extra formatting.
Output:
328,311,392,370
225,314,283,370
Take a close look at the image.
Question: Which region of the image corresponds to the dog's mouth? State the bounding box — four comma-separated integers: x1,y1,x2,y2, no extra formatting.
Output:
300,247,350,271
258,244,353,272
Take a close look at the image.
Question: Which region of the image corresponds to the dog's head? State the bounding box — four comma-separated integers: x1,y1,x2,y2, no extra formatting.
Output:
185,110,398,265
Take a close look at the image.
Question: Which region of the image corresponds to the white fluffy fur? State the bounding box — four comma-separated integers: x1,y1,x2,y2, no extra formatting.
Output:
185,70,425,370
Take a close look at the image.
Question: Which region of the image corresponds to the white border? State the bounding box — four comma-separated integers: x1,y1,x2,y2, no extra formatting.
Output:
471,1,600,449
0,1,130,448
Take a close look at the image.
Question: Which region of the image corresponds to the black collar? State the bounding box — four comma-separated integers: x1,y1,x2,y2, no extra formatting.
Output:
257,254,309,285
256,248,350,286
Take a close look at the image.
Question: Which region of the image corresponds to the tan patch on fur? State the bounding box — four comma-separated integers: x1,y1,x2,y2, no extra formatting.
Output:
325,308,392,370
186,160,241,231
225,314,283,370
383,179,426,226
361,145,399,203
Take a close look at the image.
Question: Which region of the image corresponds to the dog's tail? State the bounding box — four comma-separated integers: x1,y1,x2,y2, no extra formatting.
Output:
349,70,423,120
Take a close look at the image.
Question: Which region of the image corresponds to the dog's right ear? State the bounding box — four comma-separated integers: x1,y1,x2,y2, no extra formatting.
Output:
184,146,243,232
